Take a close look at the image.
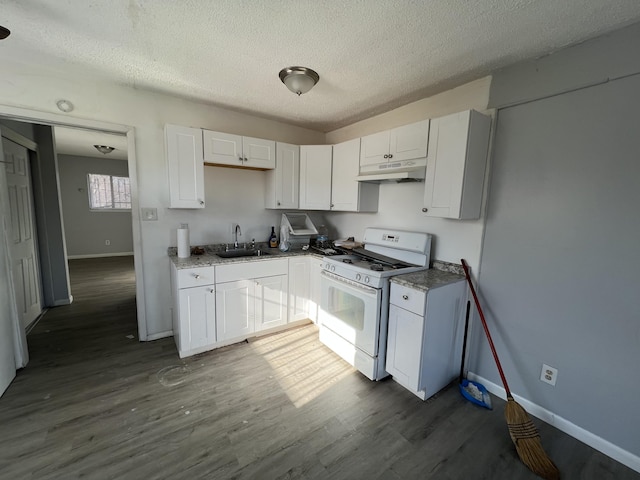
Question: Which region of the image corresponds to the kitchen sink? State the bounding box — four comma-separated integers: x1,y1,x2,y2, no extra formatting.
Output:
216,249,270,258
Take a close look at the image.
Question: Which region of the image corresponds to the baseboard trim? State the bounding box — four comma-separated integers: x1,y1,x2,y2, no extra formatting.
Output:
52,296,73,306
146,330,173,341
67,252,134,259
468,373,640,474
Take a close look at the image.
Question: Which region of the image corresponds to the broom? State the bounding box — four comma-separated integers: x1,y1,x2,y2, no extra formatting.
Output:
461,259,560,480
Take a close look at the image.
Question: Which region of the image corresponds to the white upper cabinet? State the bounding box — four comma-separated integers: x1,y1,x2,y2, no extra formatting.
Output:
360,119,429,168
203,130,275,169
331,138,379,212
422,110,491,219
265,142,300,209
165,124,205,209
299,145,333,210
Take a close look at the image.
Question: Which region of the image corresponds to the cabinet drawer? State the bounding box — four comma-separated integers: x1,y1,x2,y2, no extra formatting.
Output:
177,266,215,288
216,258,288,283
390,283,425,316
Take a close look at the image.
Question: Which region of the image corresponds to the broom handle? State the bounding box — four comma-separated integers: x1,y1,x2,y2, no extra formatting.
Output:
461,259,512,397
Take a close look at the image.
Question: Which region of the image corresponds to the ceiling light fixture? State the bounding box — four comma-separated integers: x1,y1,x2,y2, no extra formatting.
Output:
94,145,115,155
278,66,319,96
0,26,10,40
56,99,74,113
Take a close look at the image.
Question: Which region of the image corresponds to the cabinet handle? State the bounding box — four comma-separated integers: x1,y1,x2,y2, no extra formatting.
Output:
383,154,388,159
199,199,204,206
209,288,214,293
402,294,409,300
244,157,248,162
277,201,281,206
194,274,201,279
388,154,393,159
422,207,428,212
330,204,334,208
239,156,243,162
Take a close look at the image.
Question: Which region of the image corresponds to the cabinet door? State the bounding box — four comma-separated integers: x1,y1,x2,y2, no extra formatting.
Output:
255,275,288,331
243,136,276,169
266,142,299,209
423,112,467,218
203,130,243,166
288,257,310,322
331,138,361,212
177,285,216,352
423,110,494,220
299,145,332,210
308,257,323,323
386,303,424,391
359,130,390,167
166,125,205,208
390,119,430,162
216,279,255,341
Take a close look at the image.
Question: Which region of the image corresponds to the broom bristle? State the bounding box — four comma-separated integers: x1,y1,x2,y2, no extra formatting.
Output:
505,398,560,480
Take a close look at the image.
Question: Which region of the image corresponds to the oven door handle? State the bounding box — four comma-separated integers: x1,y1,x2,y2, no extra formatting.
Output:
321,270,380,296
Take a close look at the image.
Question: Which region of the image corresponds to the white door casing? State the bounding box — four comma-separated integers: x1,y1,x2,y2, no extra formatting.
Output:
3,137,42,329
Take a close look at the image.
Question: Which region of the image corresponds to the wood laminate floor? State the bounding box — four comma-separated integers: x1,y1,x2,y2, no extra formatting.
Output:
1,256,638,479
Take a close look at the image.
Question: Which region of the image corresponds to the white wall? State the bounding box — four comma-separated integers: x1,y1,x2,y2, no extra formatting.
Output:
324,77,492,271
57,154,133,257
0,62,325,339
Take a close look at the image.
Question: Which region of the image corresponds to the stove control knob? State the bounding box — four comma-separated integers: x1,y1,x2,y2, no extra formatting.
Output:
356,274,362,281
364,276,370,283
331,265,336,272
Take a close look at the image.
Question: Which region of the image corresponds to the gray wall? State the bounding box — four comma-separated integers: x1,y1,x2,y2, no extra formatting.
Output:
57,154,133,257
471,24,640,457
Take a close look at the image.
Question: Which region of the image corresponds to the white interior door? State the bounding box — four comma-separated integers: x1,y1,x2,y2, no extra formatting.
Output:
3,137,42,329
0,133,18,395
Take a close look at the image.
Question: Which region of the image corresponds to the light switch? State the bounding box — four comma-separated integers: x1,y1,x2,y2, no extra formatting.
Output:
141,207,158,221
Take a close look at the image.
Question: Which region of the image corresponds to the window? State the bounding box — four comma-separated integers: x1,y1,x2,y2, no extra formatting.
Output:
88,173,131,210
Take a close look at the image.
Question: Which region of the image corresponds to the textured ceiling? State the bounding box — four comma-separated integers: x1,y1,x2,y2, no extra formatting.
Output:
2,1,640,132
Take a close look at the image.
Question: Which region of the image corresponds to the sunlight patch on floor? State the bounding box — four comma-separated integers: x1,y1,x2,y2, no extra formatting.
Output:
249,326,354,408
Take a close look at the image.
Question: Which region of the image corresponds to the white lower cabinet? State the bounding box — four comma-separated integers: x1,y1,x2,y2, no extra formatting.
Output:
170,264,216,358
255,274,288,331
288,256,311,323
215,258,289,342
386,280,466,400
171,256,320,357
309,256,323,323
215,279,254,340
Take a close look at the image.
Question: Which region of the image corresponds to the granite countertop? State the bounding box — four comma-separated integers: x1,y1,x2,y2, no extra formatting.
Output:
390,260,465,292
168,243,323,269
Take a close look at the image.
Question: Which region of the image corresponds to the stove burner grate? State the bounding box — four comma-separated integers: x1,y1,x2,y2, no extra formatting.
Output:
342,258,353,264
370,263,384,271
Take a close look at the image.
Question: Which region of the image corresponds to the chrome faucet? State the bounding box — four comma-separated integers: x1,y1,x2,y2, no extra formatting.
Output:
234,224,242,249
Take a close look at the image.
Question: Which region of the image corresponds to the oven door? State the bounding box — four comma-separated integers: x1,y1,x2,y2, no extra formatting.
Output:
319,270,382,356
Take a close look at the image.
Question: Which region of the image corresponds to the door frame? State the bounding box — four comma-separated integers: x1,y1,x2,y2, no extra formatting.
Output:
0,104,148,341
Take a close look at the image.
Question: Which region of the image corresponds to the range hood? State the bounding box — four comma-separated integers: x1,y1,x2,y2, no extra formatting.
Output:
356,158,427,183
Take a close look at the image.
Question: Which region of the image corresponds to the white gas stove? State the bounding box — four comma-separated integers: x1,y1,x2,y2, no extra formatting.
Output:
319,228,432,380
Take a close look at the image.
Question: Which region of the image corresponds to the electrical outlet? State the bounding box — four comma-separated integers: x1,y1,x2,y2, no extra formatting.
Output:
540,364,558,386
105,239,111,246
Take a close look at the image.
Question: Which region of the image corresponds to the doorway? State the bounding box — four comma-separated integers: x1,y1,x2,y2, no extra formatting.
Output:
0,109,146,398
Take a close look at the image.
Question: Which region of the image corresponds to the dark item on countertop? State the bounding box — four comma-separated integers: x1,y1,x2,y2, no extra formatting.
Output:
461,259,560,480
191,246,205,255
269,226,277,248
458,300,492,409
